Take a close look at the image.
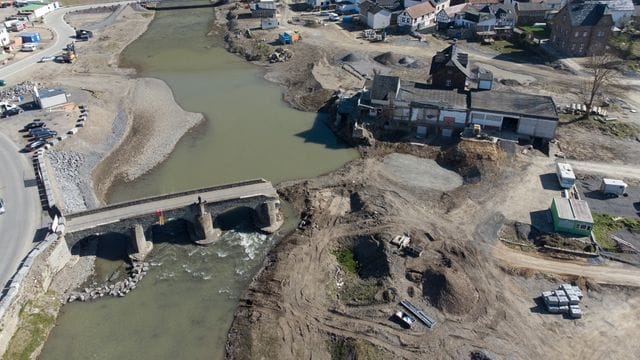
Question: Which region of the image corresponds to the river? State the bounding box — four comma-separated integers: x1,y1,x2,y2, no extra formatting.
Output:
40,8,357,360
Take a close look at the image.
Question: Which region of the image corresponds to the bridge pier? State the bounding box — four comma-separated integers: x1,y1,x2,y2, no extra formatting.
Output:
129,223,153,261
254,199,283,233
192,203,222,245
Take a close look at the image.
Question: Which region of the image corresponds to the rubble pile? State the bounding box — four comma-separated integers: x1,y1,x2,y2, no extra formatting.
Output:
269,48,292,63
65,261,151,303
0,80,41,102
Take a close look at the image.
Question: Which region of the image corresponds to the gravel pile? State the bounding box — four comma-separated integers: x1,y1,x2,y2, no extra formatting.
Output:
47,150,90,213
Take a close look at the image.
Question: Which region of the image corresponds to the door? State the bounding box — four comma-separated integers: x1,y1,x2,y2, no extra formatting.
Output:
502,116,518,132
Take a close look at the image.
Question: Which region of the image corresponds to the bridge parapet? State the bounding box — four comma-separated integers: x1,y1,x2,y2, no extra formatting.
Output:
63,180,282,259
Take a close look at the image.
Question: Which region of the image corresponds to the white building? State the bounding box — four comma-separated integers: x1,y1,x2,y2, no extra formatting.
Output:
596,0,635,26
398,2,436,29
261,17,279,29
361,1,392,29
32,87,68,109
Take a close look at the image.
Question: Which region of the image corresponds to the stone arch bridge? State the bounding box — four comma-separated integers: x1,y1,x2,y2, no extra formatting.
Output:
61,179,283,260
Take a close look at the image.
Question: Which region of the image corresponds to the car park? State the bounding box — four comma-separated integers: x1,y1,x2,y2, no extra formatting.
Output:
34,132,56,141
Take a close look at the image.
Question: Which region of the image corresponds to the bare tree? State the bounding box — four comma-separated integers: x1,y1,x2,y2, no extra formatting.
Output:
582,54,618,117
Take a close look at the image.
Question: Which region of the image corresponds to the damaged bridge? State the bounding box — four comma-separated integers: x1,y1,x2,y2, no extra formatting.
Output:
62,179,283,260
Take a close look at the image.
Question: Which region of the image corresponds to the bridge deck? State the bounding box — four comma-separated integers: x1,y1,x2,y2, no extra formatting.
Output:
65,179,277,233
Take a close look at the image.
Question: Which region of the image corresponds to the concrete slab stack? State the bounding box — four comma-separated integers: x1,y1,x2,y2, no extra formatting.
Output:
541,283,584,319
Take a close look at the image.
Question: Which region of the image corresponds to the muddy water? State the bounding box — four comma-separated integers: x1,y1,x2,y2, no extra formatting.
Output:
107,9,357,203
40,9,356,360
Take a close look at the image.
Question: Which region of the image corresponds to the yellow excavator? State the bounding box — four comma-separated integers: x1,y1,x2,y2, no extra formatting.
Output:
62,42,76,63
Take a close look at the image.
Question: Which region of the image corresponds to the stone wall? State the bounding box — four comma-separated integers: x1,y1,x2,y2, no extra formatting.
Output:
0,233,71,355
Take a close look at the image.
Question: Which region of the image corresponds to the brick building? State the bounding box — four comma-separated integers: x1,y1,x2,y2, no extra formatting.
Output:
550,2,613,57
428,43,471,90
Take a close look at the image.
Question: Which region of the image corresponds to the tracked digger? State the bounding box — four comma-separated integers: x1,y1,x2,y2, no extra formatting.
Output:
62,42,77,63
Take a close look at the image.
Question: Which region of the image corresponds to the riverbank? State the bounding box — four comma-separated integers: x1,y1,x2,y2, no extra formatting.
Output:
17,5,204,212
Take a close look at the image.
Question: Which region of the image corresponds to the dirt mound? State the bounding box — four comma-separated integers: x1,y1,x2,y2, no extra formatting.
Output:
398,56,415,65
422,267,479,315
340,53,360,62
373,51,403,65
407,60,428,69
437,140,505,182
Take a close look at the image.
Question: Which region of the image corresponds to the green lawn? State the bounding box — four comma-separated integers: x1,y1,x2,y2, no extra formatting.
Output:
519,26,550,39
592,213,640,252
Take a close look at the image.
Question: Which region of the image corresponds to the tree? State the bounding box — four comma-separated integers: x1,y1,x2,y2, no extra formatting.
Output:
582,54,618,117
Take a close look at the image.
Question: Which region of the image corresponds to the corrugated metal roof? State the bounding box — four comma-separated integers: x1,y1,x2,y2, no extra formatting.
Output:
554,198,593,224
470,90,558,120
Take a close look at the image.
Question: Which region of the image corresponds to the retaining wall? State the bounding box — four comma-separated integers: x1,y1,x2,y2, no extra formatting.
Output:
0,233,71,355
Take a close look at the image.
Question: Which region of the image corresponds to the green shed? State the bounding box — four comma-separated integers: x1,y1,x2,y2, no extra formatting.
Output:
550,198,593,236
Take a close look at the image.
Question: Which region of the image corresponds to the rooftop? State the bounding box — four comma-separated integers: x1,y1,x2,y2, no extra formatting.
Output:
516,2,553,12
369,75,400,101
38,88,66,99
399,82,468,109
429,43,471,78
553,198,593,224
405,2,435,18
567,3,610,27
470,90,558,120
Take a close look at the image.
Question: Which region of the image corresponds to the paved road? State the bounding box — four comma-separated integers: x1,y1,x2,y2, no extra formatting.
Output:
65,180,278,233
0,1,135,81
0,132,40,289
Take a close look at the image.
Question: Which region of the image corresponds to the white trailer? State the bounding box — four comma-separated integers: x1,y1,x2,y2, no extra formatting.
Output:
556,162,576,189
600,178,627,196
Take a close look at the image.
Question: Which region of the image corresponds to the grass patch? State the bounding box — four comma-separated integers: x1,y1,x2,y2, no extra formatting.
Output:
519,26,550,39
579,117,638,138
592,213,640,252
4,298,58,360
488,40,523,55
561,114,638,138
329,336,385,360
333,248,359,274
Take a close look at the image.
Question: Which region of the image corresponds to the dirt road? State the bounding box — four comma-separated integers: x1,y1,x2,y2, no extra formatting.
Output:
569,160,640,180
493,242,640,287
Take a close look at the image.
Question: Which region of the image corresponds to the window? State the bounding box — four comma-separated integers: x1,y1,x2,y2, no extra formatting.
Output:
574,31,579,37
446,79,452,87
597,31,605,37
571,43,576,50
583,31,588,37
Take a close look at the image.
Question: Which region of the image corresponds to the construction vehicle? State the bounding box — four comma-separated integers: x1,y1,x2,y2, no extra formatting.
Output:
75,29,93,41
62,42,76,63
0,102,23,118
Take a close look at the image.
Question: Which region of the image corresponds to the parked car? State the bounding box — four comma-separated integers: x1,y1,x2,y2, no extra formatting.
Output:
20,43,38,52
22,120,45,131
0,198,5,214
24,140,46,152
29,128,54,136
31,129,57,138
39,55,55,63
34,132,56,141
328,13,340,21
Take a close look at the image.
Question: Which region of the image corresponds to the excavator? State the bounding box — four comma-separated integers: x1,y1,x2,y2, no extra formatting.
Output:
61,42,76,63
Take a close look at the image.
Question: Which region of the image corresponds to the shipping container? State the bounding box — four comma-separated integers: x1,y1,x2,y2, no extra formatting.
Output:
600,178,627,196
20,32,41,43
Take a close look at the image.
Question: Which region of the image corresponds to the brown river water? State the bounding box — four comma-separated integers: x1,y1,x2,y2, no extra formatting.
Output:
40,8,357,359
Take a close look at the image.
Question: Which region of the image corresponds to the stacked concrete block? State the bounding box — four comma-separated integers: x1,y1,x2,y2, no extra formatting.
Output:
541,283,584,319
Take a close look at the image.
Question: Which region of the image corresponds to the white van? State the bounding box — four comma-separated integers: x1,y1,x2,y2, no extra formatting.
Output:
21,43,38,52
556,162,576,189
